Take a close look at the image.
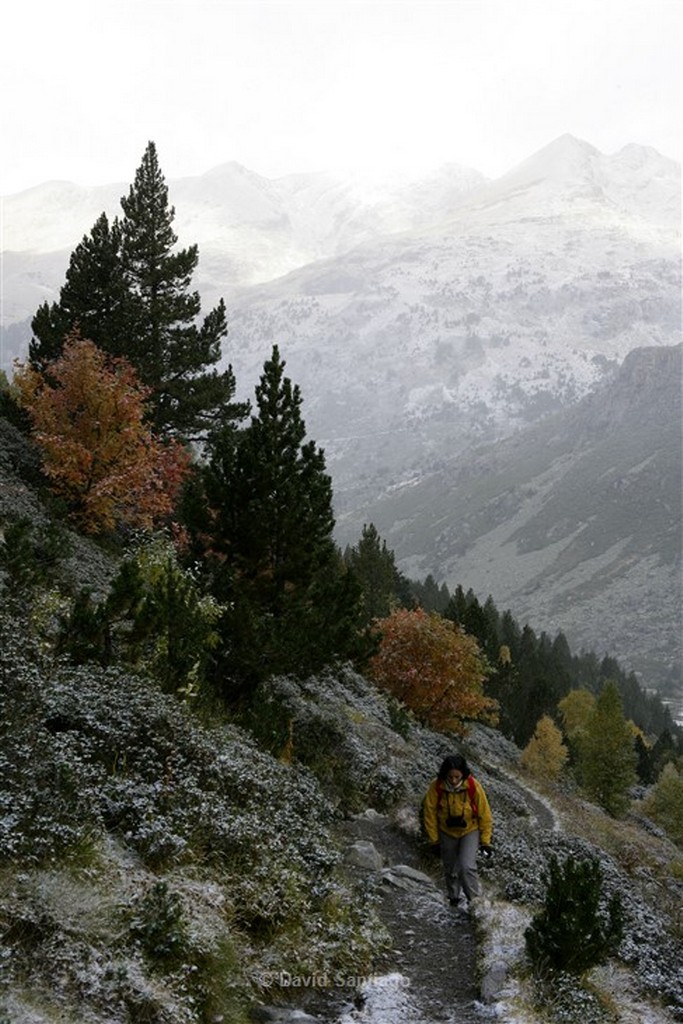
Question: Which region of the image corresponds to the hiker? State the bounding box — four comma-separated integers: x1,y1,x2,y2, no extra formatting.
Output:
422,754,493,909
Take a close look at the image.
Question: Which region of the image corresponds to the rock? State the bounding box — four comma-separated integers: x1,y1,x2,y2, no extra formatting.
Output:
344,839,383,870
355,808,389,823
479,960,508,1003
387,863,434,885
249,1007,322,1023
380,863,436,891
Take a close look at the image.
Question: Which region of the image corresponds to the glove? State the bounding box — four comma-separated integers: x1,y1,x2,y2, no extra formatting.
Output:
479,845,493,861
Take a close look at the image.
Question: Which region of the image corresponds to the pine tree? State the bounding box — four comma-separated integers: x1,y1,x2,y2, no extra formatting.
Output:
345,523,401,624
118,141,245,438
578,680,638,816
0,518,68,604
30,142,245,440
30,214,129,371
525,855,623,974
187,345,367,690
409,574,450,613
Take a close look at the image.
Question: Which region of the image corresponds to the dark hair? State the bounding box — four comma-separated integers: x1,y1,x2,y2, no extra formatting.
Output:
437,754,471,781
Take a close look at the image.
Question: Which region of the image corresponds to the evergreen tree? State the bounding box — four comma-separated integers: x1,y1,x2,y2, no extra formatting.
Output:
634,733,655,785
0,517,68,605
187,345,367,691
578,680,638,816
30,214,128,371
525,855,623,974
499,609,522,662
650,729,680,778
30,142,245,441
409,574,451,613
345,523,400,624
56,540,222,696
117,141,244,439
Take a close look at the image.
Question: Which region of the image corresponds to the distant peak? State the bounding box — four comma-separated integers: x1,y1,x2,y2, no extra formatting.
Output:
534,133,601,158
202,160,265,180
495,133,602,188
612,142,678,171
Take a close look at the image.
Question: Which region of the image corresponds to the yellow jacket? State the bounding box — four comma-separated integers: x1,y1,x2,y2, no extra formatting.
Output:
422,776,493,846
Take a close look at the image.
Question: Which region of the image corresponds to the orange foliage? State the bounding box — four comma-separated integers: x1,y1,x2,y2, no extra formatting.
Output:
14,333,190,533
368,607,498,734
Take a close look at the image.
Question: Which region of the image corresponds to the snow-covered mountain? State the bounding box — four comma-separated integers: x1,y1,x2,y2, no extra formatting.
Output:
221,135,680,497
1,159,484,324
1,135,680,691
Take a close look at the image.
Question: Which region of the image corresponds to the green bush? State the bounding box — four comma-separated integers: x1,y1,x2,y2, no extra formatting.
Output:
127,881,188,965
525,854,624,974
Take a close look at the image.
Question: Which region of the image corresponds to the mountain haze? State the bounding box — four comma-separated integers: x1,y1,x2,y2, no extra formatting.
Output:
1,135,680,694
342,343,682,689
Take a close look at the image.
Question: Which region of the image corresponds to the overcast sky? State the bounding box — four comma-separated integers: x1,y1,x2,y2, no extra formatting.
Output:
1,0,681,195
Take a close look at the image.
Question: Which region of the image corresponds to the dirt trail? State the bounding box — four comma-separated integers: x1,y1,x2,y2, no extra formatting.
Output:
314,813,485,1024
304,770,555,1023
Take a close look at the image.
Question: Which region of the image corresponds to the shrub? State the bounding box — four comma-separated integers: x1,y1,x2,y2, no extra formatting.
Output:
525,854,624,975
249,668,407,811
127,881,188,965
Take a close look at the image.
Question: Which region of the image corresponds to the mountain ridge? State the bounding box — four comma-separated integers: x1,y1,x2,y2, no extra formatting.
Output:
340,344,681,692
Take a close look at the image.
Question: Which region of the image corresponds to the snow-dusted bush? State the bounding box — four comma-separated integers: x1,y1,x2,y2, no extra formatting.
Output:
250,666,411,810
525,854,623,974
0,614,388,1022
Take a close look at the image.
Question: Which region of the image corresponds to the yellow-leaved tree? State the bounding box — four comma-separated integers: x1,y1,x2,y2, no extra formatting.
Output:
521,715,569,780
13,333,190,534
367,607,497,734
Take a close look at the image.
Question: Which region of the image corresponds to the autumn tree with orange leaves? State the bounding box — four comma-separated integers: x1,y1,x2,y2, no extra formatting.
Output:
368,607,498,734
14,333,190,534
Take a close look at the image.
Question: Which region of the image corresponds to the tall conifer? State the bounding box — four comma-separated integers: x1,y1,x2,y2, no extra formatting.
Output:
345,523,401,624
30,214,128,371
30,142,244,440
188,345,366,690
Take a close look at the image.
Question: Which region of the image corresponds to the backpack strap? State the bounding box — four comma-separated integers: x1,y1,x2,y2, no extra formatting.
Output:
467,775,479,819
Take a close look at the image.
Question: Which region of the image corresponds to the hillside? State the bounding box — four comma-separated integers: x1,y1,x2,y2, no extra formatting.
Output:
337,344,682,693
1,416,682,1024
2,624,682,1024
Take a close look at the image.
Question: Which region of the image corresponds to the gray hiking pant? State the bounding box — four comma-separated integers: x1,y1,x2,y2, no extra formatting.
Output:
439,829,481,902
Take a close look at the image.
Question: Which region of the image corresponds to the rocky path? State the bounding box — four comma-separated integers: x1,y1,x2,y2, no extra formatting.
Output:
253,770,557,1024
318,811,486,1024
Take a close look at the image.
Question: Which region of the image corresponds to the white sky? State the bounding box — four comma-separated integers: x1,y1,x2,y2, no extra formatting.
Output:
1,0,681,195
